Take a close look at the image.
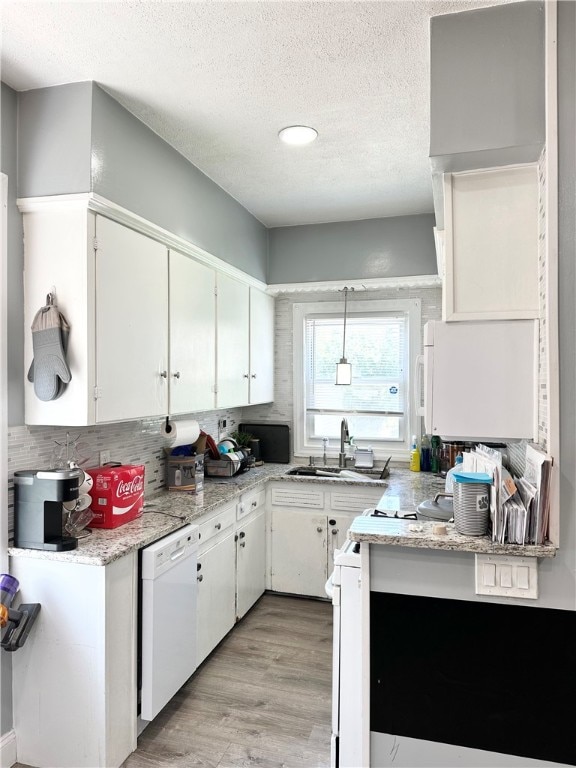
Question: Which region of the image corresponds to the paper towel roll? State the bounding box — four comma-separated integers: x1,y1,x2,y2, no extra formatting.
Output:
161,419,201,448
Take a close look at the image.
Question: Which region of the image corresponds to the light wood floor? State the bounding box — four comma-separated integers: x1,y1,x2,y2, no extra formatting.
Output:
123,593,333,768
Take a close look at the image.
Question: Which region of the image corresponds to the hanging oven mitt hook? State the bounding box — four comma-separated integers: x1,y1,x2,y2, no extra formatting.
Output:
27,293,72,401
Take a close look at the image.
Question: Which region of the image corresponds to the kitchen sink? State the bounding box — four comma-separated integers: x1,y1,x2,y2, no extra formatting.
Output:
286,466,388,480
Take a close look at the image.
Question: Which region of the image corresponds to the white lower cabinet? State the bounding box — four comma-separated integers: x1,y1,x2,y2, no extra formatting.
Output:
10,552,137,768
269,483,385,598
271,508,330,597
196,532,236,666
236,509,266,619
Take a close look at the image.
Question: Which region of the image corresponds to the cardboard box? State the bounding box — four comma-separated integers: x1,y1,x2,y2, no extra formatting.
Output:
165,452,204,492
87,464,145,528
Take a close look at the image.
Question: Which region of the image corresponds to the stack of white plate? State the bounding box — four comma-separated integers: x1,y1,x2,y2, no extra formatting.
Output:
453,481,490,536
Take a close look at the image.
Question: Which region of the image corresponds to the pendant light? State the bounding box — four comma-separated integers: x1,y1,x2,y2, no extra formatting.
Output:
336,287,353,385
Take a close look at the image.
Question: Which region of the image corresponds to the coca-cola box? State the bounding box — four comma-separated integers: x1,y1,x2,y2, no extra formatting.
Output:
87,464,145,529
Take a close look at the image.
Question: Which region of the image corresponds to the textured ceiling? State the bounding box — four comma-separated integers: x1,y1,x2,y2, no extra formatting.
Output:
1,1,514,227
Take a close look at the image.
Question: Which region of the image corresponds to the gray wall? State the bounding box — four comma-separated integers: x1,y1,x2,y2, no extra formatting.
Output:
430,1,545,158
16,83,268,282
2,84,23,428
18,82,92,197
91,85,268,282
267,214,437,284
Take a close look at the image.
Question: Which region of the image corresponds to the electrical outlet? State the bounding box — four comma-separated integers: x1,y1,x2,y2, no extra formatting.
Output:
99,450,111,465
219,418,227,429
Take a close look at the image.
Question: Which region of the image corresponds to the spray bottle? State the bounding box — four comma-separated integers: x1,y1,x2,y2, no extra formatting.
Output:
409,435,420,472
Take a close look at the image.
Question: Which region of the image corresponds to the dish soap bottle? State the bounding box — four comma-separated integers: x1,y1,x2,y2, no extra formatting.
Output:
445,453,464,493
410,435,420,472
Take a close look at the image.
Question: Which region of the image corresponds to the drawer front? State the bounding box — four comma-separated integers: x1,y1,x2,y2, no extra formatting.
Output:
198,502,237,549
271,486,325,509
329,488,385,514
238,487,266,520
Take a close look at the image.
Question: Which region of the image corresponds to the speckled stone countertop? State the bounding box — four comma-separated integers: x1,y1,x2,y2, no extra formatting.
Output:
348,516,557,558
10,463,552,564
8,462,395,566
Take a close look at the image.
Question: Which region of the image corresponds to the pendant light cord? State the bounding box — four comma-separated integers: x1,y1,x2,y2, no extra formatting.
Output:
342,287,348,360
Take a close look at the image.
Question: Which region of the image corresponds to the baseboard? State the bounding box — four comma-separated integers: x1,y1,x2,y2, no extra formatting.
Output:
0,729,17,768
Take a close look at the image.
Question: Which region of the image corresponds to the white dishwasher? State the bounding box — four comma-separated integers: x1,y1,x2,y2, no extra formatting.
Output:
140,523,199,722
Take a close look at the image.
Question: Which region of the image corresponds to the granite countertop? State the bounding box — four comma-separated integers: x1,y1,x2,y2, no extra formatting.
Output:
348,516,557,558
9,463,554,564
8,461,393,566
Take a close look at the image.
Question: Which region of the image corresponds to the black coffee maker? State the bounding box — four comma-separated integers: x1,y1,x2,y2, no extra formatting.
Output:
14,468,81,551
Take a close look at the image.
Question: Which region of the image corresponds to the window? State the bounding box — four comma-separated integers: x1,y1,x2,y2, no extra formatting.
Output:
293,298,421,460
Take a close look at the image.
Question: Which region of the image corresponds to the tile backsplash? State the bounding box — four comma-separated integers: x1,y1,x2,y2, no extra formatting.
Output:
7,408,243,538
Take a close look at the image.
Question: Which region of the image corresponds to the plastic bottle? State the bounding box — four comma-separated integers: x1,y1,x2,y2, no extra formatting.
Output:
409,435,420,472
420,434,431,472
445,453,464,493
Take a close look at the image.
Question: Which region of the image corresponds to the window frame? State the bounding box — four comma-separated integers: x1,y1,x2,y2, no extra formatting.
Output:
293,298,421,462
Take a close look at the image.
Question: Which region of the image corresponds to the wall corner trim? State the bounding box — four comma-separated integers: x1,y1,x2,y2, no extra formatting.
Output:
16,193,269,293
267,274,441,296
0,728,17,767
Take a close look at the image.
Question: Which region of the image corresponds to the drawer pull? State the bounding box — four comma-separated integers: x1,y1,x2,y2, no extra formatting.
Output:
328,519,336,526
197,574,203,582
251,500,258,507
238,531,245,539
240,542,246,548
317,526,323,533
172,371,181,379
331,528,339,535
214,522,222,530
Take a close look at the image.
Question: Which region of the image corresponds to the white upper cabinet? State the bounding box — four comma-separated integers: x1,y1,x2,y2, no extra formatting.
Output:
216,276,275,409
216,273,250,408
22,199,272,425
249,287,274,405
442,164,540,321
95,216,169,422
169,250,216,414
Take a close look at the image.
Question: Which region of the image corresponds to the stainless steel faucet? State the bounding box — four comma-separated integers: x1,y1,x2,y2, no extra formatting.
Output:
339,418,350,468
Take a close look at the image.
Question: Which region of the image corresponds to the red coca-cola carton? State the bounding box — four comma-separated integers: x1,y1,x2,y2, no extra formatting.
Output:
86,464,145,529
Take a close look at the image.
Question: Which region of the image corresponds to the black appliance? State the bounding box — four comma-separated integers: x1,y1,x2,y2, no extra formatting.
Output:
238,423,290,463
14,468,81,551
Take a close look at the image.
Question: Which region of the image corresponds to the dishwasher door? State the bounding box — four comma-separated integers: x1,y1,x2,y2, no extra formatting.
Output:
141,524,199,721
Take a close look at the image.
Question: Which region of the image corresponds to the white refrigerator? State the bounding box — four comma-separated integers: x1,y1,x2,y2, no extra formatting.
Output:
421,319,538,441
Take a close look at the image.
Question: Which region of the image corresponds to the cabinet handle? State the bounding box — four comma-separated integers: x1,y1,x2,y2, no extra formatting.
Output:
215,522,222,530
172,371,181,379
317,526,323,533
328,519,336,526
238,531,245,539
197,574,203,582
243,374,249,378
332,528,339,535
197,562,202,571
251,374,257,379
160,370,168,379
251,500,258,508
240,542,246,548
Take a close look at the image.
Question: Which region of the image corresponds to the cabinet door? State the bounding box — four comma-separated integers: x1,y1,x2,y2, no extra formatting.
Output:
249,288,274,404
236,510,266,619
216,273,249,408
95,216,168,422
196,533,236,665
327,514,355,571
443,165,539,321
169,250,216,414
270,509,328,598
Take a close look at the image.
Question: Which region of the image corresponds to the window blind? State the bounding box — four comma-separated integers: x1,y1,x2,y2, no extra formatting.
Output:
305,314,407,414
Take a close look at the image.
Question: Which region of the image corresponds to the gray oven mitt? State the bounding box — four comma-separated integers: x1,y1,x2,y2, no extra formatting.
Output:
27,305,72,401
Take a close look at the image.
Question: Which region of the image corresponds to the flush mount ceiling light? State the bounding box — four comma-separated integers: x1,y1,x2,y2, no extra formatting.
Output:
278,125,318,146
